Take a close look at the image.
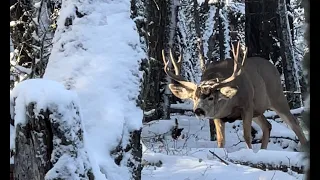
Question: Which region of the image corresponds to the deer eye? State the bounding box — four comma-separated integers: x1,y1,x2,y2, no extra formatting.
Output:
215,88,220,92
208,97,214,101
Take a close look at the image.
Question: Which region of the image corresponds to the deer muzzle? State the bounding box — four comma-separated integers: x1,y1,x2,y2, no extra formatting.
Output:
194,108,206,117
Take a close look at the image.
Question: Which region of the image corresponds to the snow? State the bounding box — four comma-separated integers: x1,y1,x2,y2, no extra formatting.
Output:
220,7,231,59
10,78,93,179
10,124,15,164
142,115,306,179
171,102,193,110
202,6,216,62
229,2,245,15
11,79,79,127
10,35,14,52
42,0,145,179
228,149,305,167
197,0,206,5
142,115,302,152
208,0,219,4
143,153,302,180
176,1,202,84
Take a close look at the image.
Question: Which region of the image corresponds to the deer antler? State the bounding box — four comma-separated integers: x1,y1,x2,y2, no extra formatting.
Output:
162,49,197,90
219,41,246,84
199,41,247,88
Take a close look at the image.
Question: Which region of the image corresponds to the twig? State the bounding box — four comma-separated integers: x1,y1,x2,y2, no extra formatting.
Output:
209,150,229,165
271,171,276,180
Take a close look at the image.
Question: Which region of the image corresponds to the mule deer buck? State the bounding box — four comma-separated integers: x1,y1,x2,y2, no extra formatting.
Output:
162,41,307,150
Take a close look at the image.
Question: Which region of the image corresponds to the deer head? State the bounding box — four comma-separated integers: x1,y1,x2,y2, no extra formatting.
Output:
162,42,247,119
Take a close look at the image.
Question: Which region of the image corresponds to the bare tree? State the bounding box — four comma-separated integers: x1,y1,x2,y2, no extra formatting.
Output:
10,0,60,89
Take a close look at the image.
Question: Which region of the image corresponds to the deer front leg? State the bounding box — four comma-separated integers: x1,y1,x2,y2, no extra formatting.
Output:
213,118,225,148
241,109,253,149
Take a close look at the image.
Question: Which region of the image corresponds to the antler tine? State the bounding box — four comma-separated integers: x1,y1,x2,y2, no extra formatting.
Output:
162,49,181,80
219,41,242,84
162,49,197,90
231,42,240,73
231,41,240,61
169,49,181,75
242,46,248,66
162,49,171,73
199,42,248,88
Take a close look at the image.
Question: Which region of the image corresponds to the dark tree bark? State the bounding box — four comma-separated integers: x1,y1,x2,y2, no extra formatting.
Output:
131,0,169,122
111,129,142,180
245,0,283,79
277,0,302,109
146,0,169,121
245,0,278,60
209,119,217,141
14,103,53,180
128,130,143,180
14,102,94,180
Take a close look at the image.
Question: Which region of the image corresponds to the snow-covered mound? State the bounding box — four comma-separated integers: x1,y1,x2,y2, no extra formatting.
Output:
142,152,302,180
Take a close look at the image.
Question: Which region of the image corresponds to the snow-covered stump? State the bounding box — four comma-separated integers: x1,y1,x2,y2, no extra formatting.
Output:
11,79,94,180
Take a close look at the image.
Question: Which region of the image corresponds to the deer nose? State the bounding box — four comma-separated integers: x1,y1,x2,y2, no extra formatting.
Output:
194,108,205,116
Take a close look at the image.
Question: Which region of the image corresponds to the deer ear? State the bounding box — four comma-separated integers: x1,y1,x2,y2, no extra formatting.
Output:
220,86,238,98
168,84,194,99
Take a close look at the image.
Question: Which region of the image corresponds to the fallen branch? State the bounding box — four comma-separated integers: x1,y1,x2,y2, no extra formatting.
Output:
227,159,304,174
225,149,305,174
209,150,229,165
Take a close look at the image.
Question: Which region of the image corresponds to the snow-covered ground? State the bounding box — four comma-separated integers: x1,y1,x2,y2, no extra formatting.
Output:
143,153,301,180
141,114,306,180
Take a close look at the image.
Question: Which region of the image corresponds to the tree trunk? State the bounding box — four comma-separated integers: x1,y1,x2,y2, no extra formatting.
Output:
132,0,169,122
14,102,94,180
128,130,143,180
209,119,217,141
14,103,53,180
277,0,302,109
245,0,279,61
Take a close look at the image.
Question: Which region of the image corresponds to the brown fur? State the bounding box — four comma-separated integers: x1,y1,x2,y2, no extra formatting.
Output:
163,47,307,150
